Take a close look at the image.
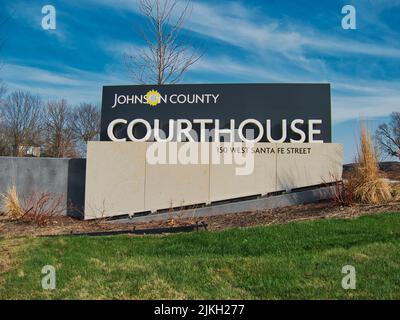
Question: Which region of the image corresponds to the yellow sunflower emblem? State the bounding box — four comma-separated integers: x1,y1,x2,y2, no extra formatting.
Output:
145,89,161,106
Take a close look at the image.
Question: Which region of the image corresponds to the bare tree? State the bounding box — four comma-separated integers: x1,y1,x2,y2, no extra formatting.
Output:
42,99,78,158
375,112,400,160
0,83,7,155
126,0,203,84
0,100,8,155
0,127,8,155
0,91,43,156
71,103,101,156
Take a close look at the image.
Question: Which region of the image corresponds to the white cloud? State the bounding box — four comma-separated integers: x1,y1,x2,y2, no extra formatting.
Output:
332,95,400,122
1,63,130,104
187,54,400,122
2,64,77,86
92,0,400,59
99,40,145,60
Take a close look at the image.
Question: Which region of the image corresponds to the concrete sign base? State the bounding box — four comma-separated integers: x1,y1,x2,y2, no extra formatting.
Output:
84,142,342,219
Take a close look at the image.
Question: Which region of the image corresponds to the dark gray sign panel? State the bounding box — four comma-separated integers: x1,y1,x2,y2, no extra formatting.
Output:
100,83,331,143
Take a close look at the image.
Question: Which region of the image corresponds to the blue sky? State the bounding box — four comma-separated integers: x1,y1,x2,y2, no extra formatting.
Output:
1,0,399,163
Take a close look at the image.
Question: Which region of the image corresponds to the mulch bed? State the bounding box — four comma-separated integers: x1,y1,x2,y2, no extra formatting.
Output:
1,162,398,238
1,200,399,238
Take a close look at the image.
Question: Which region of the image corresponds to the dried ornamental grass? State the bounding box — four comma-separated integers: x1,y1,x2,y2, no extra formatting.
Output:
0,186,23,219
392,183,400,201
353,126,392,204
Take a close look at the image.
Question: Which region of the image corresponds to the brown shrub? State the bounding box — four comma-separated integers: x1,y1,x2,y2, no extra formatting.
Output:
330,175,356,206
20,192,65,226
1,186,64,226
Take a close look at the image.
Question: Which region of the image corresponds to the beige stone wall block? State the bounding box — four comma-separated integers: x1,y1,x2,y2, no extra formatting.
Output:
84,142,146,219
84,142,343,219
276,143,343,191
209,143,277,202
144,142,210,211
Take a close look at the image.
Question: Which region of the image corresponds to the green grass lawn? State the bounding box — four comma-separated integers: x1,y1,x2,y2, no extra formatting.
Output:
1,212,400,299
